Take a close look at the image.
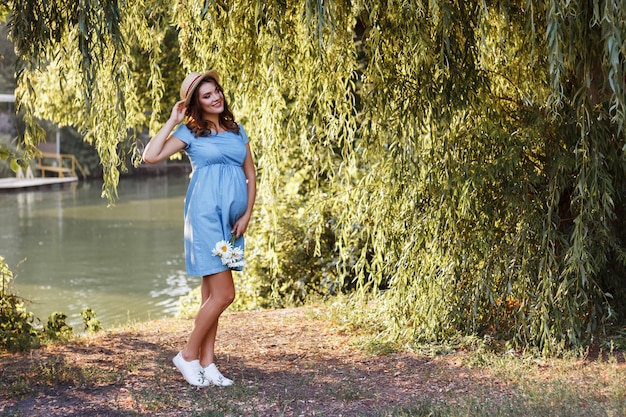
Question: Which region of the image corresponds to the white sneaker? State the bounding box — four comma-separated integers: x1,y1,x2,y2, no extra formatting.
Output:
173,351,205,386
202,363,233,386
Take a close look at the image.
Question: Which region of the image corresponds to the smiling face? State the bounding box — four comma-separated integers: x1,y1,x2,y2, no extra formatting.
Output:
196,80,224,118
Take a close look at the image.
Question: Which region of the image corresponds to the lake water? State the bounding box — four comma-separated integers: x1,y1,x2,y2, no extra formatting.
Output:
0,174,197,330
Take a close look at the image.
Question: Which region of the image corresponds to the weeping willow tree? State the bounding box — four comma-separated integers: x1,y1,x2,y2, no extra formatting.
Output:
2,0,626,352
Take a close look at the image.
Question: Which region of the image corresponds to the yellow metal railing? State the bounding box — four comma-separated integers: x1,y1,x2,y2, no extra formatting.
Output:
36,152,87,180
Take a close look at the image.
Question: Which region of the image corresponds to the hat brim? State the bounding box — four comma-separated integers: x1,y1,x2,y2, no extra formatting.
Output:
182,70,220,106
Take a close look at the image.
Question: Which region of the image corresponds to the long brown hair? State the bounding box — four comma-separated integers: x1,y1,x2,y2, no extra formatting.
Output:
185,76,240,137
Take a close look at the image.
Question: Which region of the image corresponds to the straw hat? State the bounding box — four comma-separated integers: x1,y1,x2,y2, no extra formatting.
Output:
179,70,220,106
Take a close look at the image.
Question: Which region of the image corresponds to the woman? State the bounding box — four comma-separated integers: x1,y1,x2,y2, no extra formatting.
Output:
143,71,256,386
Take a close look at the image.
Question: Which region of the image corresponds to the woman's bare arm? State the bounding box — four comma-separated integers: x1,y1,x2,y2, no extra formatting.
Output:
143,100,187,164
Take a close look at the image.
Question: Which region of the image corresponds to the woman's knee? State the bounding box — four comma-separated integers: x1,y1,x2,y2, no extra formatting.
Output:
204,271,235,308
223,289,236,308
213,288,235,309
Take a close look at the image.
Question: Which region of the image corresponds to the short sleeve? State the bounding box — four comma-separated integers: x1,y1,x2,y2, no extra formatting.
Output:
171,124,194,148
238,124,250,145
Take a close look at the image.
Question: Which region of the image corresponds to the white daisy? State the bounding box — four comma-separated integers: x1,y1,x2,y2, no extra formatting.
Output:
212,236,245,269
227,259,246,269
212,240,233,259
230,246,244,262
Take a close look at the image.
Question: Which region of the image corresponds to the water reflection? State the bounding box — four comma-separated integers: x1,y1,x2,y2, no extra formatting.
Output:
0,175,196,329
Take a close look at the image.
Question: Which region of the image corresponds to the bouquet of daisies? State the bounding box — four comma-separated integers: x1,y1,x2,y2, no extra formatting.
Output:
212,234,245,269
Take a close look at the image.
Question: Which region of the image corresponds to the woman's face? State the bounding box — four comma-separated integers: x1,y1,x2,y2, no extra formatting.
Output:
196,80,224,117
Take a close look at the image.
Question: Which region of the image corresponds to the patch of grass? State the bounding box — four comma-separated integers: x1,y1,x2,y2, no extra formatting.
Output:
1,354,91,400
405,348,626,417
1,351,126,402
123,375,268,416
198,388,262,416
31,355,99,389
605,327,626,351
326,380,365,401
119,351,146,374
362,338,401,356
385,382,621,417
131,377,182,412
0,405,24,417
0,373,31,400
188,409,231,417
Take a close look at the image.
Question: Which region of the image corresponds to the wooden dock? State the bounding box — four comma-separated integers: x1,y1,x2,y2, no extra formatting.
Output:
0,176,78,190
0,156,83,190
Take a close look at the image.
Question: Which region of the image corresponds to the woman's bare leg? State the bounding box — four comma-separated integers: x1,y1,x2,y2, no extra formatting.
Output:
199,275,219,366
180,270,234,362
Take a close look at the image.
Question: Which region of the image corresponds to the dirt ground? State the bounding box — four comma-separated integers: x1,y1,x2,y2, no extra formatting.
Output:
0,306,622,416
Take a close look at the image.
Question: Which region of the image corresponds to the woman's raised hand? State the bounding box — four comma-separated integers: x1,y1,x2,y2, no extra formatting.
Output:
142,100,188,164
170,100,187,124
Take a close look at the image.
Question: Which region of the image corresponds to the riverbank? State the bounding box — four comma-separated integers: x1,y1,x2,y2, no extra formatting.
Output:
1,306,624,416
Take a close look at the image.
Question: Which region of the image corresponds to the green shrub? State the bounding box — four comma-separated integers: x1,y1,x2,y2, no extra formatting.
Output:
0,257,102,352
0,257,40,352
81,307,102,333
42,312,73,341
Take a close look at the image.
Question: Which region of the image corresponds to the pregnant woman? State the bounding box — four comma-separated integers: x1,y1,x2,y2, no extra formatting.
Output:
143,70,256,386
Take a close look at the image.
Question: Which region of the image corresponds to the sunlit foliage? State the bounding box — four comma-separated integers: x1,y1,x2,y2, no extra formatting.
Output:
3,0,626,353
0,258,103,352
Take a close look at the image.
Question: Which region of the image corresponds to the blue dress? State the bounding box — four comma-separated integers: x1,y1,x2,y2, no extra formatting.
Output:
172,123,249,276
